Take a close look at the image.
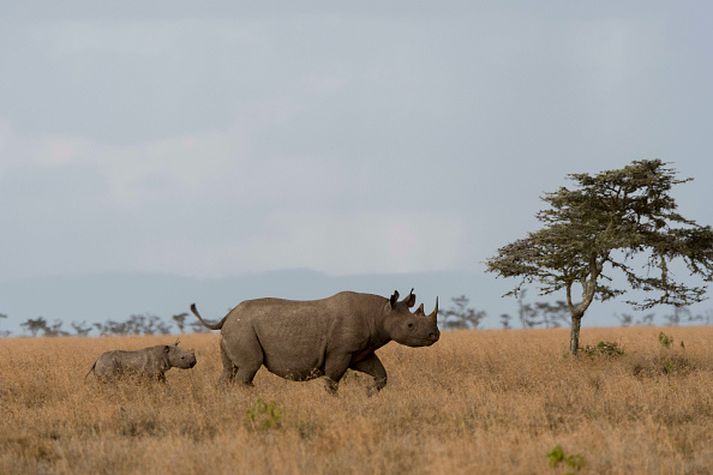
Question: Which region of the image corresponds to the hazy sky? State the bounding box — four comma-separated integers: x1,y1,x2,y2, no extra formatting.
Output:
1,1,712,281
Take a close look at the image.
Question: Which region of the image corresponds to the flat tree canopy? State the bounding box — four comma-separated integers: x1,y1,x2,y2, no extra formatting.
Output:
486,160,713,354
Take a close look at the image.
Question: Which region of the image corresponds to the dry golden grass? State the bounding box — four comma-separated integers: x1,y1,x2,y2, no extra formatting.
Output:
2,327,713,474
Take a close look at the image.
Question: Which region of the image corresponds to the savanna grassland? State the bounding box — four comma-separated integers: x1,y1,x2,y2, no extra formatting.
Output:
2,327,713,474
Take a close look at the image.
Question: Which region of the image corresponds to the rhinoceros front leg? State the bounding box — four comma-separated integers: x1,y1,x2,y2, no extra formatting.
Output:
323,353,351,395
350,353,387,396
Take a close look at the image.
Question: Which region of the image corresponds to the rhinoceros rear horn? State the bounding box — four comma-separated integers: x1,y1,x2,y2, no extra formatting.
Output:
428,297,439,322
415,303,425,316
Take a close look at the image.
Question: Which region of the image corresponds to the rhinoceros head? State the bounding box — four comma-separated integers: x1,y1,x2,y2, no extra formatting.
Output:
383,289,440,347
165,340,197,369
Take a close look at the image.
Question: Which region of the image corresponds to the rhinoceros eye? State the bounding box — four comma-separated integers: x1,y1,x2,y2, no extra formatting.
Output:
407,322,414,329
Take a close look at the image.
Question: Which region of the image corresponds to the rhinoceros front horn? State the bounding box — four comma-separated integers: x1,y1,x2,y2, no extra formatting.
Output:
428,297,439,323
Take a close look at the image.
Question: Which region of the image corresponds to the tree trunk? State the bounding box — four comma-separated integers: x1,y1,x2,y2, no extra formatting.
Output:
569,315,582,355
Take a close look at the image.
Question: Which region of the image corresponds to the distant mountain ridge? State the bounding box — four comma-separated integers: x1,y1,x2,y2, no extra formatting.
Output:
0,269,501,332
0,269,701,334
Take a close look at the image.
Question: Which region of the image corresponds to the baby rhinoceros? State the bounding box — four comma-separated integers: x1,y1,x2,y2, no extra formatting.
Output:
86,341,197,383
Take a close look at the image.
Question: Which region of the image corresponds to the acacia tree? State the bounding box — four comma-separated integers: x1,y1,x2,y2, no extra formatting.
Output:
0,313,9,337
439,295,487,329
71,321,93,336
172,312,189,333
21,317,48,337
486,160,713,354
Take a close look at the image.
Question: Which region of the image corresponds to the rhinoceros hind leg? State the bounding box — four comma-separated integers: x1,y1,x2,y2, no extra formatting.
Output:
220,335,262,387
218,344,239,385
235,365,260,386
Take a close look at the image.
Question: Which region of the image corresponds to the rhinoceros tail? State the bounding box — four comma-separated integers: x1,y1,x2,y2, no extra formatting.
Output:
190,303,226,330
85,360,96,380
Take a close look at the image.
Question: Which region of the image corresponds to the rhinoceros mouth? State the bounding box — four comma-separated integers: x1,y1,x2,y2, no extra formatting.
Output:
415,337,439,347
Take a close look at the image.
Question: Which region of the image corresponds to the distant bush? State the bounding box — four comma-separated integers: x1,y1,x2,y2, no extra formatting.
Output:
581,341,624,358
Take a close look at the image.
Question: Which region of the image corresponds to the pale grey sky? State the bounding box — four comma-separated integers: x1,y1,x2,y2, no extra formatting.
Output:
1,1,712,281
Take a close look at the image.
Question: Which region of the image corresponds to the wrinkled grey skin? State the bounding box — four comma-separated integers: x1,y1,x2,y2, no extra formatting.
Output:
191,289,439,395
86,342,197,383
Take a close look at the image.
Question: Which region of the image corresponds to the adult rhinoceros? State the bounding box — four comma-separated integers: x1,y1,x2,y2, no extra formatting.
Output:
190,289,439,394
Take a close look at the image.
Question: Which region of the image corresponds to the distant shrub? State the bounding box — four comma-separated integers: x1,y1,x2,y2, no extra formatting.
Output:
632,353,695,378
661,354,693,375
629,332,695,377
547,445,586,472
632,334,694,377
658,332,674,349
581,340,624,358
245,399,283,431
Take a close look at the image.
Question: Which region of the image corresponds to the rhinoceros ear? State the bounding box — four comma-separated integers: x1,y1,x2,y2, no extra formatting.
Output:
403,288,416,308
174,338,180,346
389,290,400,307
